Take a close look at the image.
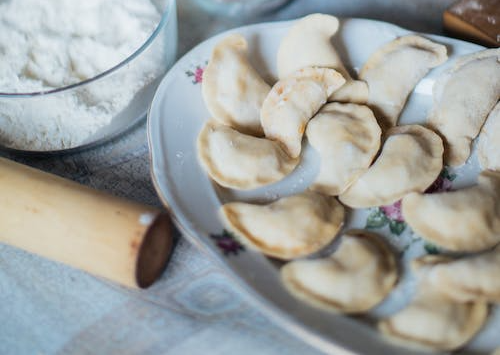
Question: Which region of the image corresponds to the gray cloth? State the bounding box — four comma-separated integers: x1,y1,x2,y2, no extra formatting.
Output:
0,0,454,353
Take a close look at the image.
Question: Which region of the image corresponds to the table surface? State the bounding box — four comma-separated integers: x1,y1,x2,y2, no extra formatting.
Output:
0,1,456,354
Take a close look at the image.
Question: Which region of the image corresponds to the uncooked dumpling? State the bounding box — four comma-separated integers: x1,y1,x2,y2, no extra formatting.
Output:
261,67,345,158
428,48,500,166
360,35,447,128
478,101,500,171
339,125,443,208
415,247,500,303
378,256,488,352
281,230,397,313
197,121,298,190
402,170,500,252
220,191,344,259
202,34,271,136
306,103,381,195
277,13,368,104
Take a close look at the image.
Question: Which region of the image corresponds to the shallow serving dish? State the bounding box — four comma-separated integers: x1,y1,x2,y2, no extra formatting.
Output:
0,0,177,154
148,18,498,355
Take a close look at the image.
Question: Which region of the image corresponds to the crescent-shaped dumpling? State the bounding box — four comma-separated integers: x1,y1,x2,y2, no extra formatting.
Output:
415,248,500,303
339,125,443,208
277,13,368,104
197,121,298,190
378,256,488,352
428,48,500,166
281,230,397,314
202,34,271,136
306,103,381,195
402,170,500,252
220,191,344,259
478,101,500,171
360,35,447,128
261,67,346,158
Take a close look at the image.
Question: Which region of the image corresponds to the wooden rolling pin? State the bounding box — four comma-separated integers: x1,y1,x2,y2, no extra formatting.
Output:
0,157,173,288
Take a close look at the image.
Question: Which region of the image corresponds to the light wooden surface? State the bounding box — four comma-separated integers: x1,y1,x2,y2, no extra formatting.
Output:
0,0,455,353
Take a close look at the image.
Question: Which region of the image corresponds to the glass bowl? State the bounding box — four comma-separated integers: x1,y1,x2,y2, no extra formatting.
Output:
0,0,178,154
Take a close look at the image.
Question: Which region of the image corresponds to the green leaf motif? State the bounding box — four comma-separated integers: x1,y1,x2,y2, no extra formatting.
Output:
365,208,389,229
441,167,457,181
389,220,406,235
424,242,441,255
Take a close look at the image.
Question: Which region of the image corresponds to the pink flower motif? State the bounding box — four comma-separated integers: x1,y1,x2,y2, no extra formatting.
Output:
194,67,204,83
210,230,245,256
185,63,206,85
366,169,455,236
380,200,404,222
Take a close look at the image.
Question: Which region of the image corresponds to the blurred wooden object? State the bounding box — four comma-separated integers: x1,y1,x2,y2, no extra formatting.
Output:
443,0,500,47
0,157,173,288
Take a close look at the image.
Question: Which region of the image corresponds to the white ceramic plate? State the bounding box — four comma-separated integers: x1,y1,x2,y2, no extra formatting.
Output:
148,18,497,355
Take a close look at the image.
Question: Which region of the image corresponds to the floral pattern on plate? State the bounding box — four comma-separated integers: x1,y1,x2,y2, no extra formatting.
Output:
366,201,407,235
210,230,245,256
185,62,207,84
365,167,456,237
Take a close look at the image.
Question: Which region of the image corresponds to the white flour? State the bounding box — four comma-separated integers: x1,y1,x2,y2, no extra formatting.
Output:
0,0,164,150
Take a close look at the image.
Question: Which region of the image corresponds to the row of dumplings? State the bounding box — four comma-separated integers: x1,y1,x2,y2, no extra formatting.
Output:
199,15,499,192
219,183,500,352
196,13,500,352
283,228,500,352
198,13,500,251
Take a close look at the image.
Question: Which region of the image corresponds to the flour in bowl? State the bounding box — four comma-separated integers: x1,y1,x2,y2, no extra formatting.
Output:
0,0,165,150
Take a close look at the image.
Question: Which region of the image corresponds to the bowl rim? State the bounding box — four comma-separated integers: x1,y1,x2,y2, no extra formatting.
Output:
0,0,176,98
